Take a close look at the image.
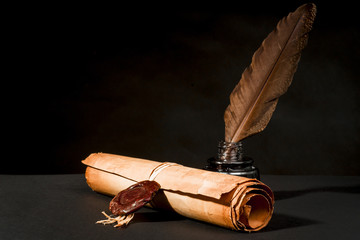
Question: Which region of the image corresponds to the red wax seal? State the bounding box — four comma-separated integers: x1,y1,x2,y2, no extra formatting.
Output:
109,180,161,215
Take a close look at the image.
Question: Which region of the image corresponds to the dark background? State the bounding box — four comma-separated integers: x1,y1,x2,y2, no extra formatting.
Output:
4,0,359,175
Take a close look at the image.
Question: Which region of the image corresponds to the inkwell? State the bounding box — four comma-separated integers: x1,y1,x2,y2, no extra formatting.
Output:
205,141,259,179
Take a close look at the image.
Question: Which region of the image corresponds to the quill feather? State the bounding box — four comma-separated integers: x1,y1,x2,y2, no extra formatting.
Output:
224,3,316,142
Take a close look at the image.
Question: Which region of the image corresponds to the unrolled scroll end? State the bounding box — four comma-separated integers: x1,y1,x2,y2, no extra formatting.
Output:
238,193,272,231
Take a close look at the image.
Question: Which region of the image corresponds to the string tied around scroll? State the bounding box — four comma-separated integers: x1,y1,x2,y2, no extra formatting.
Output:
148,162,179,181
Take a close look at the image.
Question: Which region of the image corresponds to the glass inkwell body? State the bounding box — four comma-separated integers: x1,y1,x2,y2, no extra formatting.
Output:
205,141,259,179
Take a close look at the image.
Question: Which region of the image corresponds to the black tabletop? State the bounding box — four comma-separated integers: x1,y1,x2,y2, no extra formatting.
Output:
1,174,359,240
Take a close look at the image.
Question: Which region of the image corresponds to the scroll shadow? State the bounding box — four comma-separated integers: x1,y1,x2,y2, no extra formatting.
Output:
274,184,360,201
132,212,319,232
262,213,319,232
132,211,185,224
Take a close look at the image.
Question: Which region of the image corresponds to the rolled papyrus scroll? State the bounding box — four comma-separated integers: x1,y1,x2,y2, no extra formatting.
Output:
82,153,274,232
